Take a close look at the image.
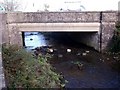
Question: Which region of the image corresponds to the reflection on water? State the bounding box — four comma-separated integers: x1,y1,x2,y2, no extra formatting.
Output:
24,32,47,49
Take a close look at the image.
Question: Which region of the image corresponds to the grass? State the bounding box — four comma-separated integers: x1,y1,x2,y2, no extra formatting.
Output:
2,44,65,88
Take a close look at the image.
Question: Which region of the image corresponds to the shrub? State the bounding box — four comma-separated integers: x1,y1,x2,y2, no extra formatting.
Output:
110,35,120,53
109,22,120,71
2,44,64,88
110,22,120,53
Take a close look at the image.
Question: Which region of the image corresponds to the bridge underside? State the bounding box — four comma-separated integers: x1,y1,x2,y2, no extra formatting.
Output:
7,23,100,51
67,32,99,50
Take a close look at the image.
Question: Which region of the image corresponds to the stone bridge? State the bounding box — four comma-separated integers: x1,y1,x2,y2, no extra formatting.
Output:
1,11,118,52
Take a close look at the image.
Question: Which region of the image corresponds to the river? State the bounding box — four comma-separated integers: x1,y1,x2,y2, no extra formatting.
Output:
24,32,120,88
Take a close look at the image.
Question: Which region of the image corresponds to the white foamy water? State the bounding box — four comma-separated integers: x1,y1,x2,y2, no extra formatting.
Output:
24,32,47,49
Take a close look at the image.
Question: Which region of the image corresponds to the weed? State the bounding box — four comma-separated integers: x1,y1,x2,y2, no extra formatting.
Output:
2,44,64,88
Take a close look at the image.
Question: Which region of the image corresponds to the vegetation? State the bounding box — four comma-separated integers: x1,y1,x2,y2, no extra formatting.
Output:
110,21,120,53
2,44,65,88
109,22,120,71
71,61,83,70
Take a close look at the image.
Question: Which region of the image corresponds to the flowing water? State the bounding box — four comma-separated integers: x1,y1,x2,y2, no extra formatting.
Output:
24,32,120,88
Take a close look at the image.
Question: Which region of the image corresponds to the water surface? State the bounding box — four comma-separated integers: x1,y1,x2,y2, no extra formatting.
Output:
24,32,120,88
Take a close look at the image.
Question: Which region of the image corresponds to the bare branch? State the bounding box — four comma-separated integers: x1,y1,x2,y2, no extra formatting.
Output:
3,0,20,11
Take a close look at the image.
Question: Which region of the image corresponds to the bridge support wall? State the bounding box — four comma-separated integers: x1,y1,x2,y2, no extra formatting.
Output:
0,13,9,45
101,23,116,52
68,32,99,51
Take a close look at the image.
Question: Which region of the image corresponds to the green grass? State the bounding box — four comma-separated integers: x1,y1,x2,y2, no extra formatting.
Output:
2,44,64,88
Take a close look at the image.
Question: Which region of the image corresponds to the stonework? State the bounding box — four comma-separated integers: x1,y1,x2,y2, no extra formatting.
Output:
0,13,9,44
7,12,100,23
8,25,23,45
0,11,118,52
102,12,117,22
101,23,116,52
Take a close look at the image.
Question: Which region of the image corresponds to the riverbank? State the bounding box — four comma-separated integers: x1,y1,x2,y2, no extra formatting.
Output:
2,45,65,88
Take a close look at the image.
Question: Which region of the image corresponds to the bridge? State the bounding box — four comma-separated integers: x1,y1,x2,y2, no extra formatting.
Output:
1,11,117,52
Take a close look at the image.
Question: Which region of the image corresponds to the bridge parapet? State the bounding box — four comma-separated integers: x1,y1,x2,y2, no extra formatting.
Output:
7,12,100,23
102,12,117,22
6,11,117,24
